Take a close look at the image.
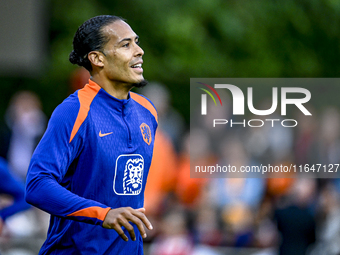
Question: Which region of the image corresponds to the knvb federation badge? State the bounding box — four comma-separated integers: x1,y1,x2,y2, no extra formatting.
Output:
140,123,152,145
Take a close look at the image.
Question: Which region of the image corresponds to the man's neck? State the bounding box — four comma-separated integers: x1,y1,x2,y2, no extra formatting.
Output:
90,76,132,100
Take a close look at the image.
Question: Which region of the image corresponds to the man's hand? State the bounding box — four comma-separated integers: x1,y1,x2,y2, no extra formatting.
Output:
102,207,153,241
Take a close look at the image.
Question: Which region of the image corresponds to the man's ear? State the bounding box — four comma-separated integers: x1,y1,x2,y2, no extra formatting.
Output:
88,51,105,68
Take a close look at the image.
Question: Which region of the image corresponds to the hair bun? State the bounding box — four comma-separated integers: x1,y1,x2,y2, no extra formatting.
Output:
69,50,83,65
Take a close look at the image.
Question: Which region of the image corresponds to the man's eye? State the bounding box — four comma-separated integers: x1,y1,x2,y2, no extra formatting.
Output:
123,43,129,47
136,40,140,45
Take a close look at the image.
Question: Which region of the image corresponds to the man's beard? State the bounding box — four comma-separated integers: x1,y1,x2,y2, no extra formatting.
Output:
133,79,148,88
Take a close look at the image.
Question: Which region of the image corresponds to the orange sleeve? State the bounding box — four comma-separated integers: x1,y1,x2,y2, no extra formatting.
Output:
67,206,111,222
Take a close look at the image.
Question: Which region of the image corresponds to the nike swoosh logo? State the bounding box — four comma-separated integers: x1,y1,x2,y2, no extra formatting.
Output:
99,131,113,137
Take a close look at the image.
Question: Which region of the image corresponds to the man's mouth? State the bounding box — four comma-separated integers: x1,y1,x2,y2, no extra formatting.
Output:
130,62,143,74
131,63,142,68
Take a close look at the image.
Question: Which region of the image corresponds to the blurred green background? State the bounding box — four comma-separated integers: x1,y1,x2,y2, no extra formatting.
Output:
2,0,340,124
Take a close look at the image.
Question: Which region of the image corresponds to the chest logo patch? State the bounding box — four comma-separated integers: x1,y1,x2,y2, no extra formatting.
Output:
140,123,152,145
139,123,152,145
113,154,144,195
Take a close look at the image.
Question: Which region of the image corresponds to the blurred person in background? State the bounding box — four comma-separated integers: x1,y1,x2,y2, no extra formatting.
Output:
274,178,316,255
149,208,193,255
308,107,340,255
310,182,340,255
317,107,340,167
175,129,212,208
316,108,340,188
245,106,294,166
25,15,157,254
0,157,31,235
143,128,178,242
139,82,185,152
293,106,318,167
143,127,178,205
140,82,180,221
2,91,46,183
208,136,265,247
0,157,33,255
192,204,223,248
0,92,49,243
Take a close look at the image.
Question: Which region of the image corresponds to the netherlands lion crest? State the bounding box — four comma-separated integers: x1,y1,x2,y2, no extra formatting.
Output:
123,158,144,194
113,154,144,195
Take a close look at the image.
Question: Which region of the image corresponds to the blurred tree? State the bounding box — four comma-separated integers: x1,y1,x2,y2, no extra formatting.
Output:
97,0,340,121
1,0,340,123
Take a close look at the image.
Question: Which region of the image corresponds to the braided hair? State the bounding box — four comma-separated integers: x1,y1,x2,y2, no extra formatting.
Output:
69,15,123,71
